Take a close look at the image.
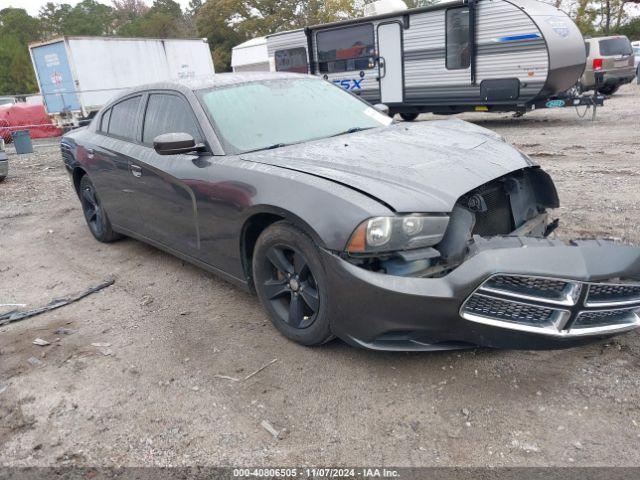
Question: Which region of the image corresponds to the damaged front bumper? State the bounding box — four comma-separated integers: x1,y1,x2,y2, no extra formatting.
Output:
322,237,640,351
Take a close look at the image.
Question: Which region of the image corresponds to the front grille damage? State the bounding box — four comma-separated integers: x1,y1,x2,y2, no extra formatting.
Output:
456,167,559,239
346,167,560,278
465,182,513,236
461,274,640,336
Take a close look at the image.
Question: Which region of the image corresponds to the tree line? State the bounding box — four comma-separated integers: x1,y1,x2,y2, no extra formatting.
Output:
0,0,638,96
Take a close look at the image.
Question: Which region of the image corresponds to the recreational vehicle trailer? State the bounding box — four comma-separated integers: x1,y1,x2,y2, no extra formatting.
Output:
265,0,596,118
232,37,270,72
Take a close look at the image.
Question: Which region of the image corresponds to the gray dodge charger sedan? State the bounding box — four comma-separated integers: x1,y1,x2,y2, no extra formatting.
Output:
60,72,640,351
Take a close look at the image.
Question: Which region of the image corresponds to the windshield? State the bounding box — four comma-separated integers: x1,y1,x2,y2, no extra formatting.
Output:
198,77,392,154
634,47,640,56
599,37,632,56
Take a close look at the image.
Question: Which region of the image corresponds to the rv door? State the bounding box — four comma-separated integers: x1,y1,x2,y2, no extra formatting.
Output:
377,22,404,104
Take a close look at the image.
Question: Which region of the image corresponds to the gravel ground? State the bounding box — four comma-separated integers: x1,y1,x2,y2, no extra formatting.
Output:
1,84,639,468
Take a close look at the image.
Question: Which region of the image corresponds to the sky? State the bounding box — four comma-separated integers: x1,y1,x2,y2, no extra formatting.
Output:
0,0,193,16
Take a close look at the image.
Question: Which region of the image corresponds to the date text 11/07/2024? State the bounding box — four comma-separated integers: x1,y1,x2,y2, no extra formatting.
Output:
232,467,401,477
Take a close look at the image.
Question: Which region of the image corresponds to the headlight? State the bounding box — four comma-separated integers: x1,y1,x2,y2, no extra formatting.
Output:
366,217,392,247
346,215,450,254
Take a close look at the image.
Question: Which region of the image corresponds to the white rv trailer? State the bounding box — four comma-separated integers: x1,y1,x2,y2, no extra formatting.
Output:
29,36,215,127
232,37,270,72
265,0,592,118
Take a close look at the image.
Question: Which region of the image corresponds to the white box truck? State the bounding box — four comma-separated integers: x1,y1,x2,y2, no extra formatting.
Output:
29,36,215,127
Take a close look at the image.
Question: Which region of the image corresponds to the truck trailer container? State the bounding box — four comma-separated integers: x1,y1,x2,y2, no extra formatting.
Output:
29,36,215,127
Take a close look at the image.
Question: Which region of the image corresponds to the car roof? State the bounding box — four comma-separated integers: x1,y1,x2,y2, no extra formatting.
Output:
124,72,312,96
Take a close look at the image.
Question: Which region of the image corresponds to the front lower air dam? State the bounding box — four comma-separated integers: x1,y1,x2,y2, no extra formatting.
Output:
319,238,640,351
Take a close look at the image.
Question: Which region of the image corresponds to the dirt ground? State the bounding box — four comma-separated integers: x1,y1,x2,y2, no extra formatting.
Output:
1,84,640,468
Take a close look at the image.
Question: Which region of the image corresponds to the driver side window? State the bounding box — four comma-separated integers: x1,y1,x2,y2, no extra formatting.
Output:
142,93,202,145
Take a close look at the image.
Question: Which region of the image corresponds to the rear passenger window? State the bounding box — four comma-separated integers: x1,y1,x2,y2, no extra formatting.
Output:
316,24,376,73
142,94,201,145
108,96,141,141
585,42,590,57
598,37,632,56
446,7,470,70
275,48,309,73
100,108,111,132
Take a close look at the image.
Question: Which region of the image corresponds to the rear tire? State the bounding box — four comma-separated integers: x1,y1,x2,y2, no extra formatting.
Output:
252,221,333,346
79,175,122,243
400,112,419,122
598,84,619,95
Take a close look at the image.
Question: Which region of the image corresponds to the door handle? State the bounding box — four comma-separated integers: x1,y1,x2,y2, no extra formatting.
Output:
377,56,387,79
130,164,142,178
86,148,94,159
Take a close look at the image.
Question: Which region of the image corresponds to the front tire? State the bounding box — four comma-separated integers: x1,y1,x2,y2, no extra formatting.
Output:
79,175,122,243
253,221,333,346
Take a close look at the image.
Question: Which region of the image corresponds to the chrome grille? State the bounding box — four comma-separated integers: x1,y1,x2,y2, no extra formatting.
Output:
482,275,577,305
461,275,640,336
573,308,639,329
463,294,561,328
586,283,640,307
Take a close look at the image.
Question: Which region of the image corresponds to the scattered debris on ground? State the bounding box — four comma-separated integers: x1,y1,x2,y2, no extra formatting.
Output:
0,279,115,326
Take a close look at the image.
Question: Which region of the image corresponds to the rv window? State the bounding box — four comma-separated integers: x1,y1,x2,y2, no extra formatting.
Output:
100,108,111,133
316,24,375,73
142,94,202,145
108,96,141,141
275,48,309,73
446,8,470,70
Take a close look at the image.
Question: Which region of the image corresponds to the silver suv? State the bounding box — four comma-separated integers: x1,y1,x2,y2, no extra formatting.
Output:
580,35,636,94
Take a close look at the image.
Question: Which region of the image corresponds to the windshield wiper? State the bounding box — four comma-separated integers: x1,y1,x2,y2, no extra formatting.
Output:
329,127,374,138
243,143,288,154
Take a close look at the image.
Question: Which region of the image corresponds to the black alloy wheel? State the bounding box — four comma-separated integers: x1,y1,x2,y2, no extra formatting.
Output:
253,222,333,346
262,245,319,329
79,175,121,243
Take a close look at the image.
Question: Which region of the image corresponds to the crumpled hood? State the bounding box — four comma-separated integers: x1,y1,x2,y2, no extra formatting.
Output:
240,118,536,212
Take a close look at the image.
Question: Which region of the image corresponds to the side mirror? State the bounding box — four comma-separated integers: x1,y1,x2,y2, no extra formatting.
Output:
153,132,200,155
373,103,390,116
